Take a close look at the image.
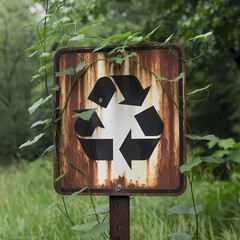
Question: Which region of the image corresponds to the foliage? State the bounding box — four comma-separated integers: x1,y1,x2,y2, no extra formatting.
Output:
143,0,240,138
1,0,239,163
4,0,238,239
0,0,39,163
83,0,240,138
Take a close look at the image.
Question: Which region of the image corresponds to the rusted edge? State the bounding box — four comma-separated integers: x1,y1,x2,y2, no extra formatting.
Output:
53,43,186,196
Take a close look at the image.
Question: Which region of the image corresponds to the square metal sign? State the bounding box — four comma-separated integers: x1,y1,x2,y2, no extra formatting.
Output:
54,44,186,196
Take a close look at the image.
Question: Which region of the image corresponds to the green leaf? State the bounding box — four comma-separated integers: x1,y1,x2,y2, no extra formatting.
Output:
172,72,185,82
102,32,132,45
124,32,143,45
66,187,88,205
59,17,71,23
45,198,61,211
128,52,137,58
207,138,219,149
19,133,45,149
69,34,85,42
40,52,50,58
75,62,85,73
53,17,71,29
187,84,212,96
164,34,174,44
127,36,143,44
144,26,161,40
36,65,47,74
108,46,127,55
54,173,67,182
94,31,132,52
188,32,212,42
28,51,38,58
186,134,218,142
94,42,110,52
86,204,109,216
230,148,240,163
51,85,60,91
71,221,98,232
31,119,49,128
157,72,185,83
201,156,221,164
42,145,55,156
214,150,230,158
73,109,96,121
31,74,40,82
167,233,192,240
22,44,41,54
218,138,236,150
108,55,124,65
78,24,97,34
56,67,75,76
168,204,204,215
80,222,108,239
28,94,52,115
180,156,202,172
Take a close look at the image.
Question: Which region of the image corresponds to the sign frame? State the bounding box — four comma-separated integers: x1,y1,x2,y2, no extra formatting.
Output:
54,44,186,196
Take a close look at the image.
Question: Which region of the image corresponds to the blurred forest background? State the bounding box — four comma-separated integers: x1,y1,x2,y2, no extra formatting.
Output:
0,0,239,239
0,0,239,165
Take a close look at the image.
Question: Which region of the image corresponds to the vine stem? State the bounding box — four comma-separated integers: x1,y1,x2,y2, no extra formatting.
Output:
57,198,75,226
188,169,199,240
132,46,200,239
188,140,199,240
43,0,49,98
53,40,201,239
42,0,77,228
57,51,198,238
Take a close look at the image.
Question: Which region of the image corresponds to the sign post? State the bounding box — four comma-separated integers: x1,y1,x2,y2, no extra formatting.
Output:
54,44,186,238
110,196,130,239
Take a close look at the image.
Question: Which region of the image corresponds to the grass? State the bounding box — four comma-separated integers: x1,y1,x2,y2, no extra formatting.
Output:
0,158,239,240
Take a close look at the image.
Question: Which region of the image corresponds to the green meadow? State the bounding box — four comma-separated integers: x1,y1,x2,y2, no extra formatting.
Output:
0,158,239,240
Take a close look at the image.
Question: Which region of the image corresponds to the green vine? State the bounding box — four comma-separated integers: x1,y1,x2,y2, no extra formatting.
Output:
20,1,216,239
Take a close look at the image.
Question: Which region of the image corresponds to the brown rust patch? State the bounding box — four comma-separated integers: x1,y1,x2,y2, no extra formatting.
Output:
106,161,112,185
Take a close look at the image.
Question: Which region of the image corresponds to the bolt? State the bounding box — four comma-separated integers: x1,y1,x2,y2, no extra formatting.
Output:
115,183,122,192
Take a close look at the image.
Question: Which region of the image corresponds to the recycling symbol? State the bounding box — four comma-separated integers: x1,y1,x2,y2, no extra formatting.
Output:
74,75,164,169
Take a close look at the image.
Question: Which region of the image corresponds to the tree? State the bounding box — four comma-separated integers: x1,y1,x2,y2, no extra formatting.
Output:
144,0,240,138
0,0,38,164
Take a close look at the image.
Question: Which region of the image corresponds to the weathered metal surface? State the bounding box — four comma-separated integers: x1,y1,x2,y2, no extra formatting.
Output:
110,196,130,240
54,44,186,195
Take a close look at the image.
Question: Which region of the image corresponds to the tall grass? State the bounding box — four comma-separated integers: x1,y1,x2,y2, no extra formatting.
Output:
131,181,240,240
0,159,87,240
0,158,239,239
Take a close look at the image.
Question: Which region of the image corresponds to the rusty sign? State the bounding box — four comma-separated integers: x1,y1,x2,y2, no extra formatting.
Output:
54,44,186,196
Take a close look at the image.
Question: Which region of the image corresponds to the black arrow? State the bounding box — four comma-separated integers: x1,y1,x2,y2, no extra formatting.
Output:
88,76,116,108
135,106,164,136
112,75,150,106
78,139,113,160
119,130,160,169
74,109,104,136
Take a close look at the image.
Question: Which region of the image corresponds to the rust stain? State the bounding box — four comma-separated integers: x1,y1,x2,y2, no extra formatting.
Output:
54,44,186,195
146,159,150,186
106,161,112,185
